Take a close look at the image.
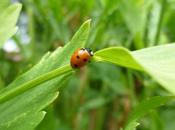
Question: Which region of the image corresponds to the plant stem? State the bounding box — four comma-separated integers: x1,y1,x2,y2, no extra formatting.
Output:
154,0,167,43
0,64,73,104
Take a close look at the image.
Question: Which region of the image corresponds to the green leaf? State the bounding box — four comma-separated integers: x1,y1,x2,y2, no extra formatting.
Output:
0,3,22,48
0,111,46,130
147,1,162,45
79,96,112,112
125,122,140,130
119,0,152,49
93,43,175,94
36,107,59,130
0,65,72,103
0,20,91,129
0,0,9,11
93,47,143,70
119,0,148,35
124,96,174,130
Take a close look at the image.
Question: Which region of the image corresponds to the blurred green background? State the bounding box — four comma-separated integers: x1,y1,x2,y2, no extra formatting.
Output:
1,0,175,130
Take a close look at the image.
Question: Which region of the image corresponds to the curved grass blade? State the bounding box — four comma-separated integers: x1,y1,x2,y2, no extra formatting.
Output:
124,96,175,130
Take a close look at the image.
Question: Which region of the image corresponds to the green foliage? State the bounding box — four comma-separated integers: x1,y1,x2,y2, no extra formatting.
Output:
1,0,175,130
94,43,175,94
124,96,174,130
119,0,147,35
0,3,21,48
0,18,90,129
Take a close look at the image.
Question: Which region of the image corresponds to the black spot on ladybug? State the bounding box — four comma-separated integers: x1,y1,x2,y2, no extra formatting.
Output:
76,55,80,59
74,64,78,68
83,58,87,62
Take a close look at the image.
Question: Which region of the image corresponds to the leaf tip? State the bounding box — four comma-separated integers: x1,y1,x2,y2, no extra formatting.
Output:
12,3,22,11
55,91,59,98
83,19,91,28
41,111,46,116
86,19,92,23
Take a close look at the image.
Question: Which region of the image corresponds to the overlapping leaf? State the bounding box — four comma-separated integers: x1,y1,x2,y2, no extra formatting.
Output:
124,96,174,130
0,3,21,48
94,43,175,94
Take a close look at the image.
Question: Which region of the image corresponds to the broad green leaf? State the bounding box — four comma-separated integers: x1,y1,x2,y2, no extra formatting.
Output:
0,111,45,130
0,3,21,48
124,96,174,130
93,43,175,94
0,65,71,103
93,47,143,70
0,20,91,129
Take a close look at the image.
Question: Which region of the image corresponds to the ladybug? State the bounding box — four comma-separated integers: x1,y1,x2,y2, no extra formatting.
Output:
70,48,93,68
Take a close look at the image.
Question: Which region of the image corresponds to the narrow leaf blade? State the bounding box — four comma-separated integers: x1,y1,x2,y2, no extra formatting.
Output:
124,96,174,130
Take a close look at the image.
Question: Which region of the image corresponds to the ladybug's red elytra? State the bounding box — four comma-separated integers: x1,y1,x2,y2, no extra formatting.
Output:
70,48,93,68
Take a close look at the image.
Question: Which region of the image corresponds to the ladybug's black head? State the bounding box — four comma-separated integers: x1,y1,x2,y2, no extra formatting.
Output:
82,48,93,56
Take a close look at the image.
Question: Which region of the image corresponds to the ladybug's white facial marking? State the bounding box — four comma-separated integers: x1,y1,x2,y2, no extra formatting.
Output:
90,51,93,56
84,48,93,56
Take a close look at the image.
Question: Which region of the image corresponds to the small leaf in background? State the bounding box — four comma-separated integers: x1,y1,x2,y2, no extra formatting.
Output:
124,96,174,130
119,0,148,35
79,97,111,112
0,19,91,130
94,43,175,95
119,0,153,49
0,3,21,48
147,1,162,46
